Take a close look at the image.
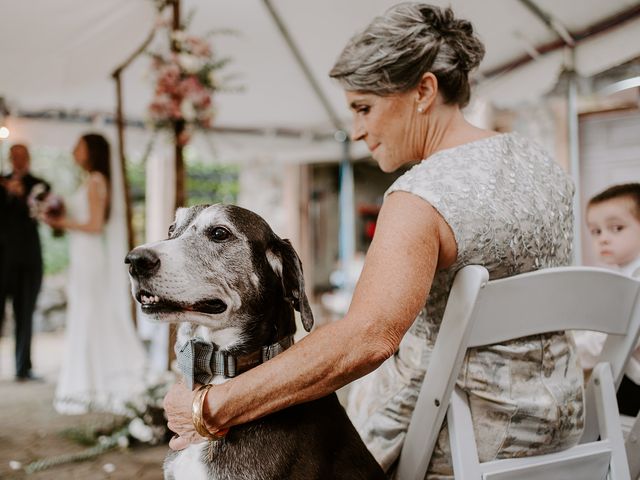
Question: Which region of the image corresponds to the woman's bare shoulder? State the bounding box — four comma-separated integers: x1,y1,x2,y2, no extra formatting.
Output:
87,172,108,198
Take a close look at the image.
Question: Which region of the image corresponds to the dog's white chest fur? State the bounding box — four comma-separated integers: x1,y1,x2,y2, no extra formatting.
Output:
165,443,212,480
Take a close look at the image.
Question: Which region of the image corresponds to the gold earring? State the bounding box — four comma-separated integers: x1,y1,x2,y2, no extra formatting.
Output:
417,107,424,113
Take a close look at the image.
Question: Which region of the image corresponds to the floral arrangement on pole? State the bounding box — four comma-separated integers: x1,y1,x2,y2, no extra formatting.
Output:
148,23,228,145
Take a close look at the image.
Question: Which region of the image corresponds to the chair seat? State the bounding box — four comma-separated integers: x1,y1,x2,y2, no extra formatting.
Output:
480,443,611,480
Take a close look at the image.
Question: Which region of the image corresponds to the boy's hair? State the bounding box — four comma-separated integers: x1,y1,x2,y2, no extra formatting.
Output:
588,183,640,221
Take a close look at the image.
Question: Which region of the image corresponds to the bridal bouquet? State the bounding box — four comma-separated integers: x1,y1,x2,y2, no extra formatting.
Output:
28,183,65,236
148,24,230,145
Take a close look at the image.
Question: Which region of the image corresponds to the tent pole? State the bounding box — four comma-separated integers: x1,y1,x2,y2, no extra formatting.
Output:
338,136,355,281
262,0,356,283
567,67,582,264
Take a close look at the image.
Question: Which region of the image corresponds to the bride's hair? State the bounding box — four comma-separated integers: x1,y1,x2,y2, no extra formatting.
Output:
81,133,111,219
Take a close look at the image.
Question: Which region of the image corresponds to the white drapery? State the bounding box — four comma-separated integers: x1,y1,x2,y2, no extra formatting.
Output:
136,142,177,372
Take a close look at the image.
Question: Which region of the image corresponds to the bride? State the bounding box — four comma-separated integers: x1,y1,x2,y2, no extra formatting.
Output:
45,133,147,414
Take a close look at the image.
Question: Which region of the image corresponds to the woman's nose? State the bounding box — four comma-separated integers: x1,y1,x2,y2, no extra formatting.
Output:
351,119,365,141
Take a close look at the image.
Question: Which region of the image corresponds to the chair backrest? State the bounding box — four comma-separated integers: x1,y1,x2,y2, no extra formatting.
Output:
397,265,640,480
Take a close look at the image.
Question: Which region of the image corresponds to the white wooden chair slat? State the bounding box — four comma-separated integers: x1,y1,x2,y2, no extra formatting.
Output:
625,413,640,479
396,265,640,480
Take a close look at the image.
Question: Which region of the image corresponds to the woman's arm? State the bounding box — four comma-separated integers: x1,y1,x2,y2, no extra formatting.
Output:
165,191,456,449
50,173,108,233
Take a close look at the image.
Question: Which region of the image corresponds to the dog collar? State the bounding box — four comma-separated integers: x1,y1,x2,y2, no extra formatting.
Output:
176,335,294,390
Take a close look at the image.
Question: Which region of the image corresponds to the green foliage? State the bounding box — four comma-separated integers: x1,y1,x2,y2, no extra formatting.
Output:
185,161,239,206
61,416,128,447
40,225,69,275
126,151,239,244
30,147,76,275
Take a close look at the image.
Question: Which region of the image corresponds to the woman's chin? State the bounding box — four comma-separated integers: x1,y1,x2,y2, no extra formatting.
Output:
377,159,400,173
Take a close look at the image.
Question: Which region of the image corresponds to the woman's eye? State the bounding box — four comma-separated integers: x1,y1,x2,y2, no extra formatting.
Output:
612,225,624,233
590,228,601,236
357,106,370,114
209,226,231,242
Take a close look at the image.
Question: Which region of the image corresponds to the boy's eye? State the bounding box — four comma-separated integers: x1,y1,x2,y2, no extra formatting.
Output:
612,225,625,233
590,228,601,236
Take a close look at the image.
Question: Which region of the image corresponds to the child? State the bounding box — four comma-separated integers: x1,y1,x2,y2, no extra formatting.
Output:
575,182,640,416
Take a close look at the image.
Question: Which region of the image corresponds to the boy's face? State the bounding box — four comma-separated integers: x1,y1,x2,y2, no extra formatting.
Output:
587,197,640,267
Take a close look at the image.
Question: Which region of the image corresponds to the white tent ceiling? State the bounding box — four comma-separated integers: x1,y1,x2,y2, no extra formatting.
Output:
1,0,640,138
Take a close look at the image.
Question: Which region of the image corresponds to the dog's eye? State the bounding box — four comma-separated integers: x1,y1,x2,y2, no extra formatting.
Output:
208,226,231,242
168,223,176,237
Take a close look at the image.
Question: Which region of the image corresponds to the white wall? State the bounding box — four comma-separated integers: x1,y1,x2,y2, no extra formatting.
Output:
579,109,640,266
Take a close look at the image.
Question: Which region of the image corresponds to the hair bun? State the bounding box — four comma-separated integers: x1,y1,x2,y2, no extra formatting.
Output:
329,2,485,107
419,5,483,72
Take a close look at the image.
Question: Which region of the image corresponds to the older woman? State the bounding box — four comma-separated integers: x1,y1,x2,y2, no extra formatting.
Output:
164,3,584,477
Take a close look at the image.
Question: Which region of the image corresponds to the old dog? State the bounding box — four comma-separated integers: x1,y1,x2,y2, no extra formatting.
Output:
125,204,385,480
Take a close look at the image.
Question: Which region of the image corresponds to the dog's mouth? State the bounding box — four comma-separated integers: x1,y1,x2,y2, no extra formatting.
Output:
136,290,227,315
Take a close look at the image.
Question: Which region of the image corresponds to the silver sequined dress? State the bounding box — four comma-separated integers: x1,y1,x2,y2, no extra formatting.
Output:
346,132,585,479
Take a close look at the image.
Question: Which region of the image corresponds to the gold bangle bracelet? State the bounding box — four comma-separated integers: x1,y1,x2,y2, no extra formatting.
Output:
191,384,229,440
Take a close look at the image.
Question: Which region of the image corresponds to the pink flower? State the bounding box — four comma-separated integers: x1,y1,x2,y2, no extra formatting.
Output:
147,24,222,144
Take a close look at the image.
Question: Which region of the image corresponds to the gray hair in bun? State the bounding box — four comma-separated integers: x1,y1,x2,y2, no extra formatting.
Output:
330,2,485,107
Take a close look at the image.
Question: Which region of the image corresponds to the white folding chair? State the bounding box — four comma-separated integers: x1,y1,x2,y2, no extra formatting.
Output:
626,413,640,480
397,265,640,480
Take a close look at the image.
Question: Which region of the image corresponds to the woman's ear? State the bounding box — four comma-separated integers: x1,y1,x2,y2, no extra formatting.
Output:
266,237,314,332
415,72,438,112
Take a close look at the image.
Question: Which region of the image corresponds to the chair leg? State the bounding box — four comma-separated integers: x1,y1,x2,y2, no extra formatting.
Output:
592,363,632,480
448,388,482,479
625,413,640,480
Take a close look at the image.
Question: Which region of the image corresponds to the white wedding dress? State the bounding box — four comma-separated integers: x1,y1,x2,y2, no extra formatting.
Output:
54,172,147,415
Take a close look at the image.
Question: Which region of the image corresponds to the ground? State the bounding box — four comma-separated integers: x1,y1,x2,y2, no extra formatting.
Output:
0,333,167,480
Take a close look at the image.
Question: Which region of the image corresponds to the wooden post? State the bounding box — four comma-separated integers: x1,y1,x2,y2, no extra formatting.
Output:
113,71,138,326
113,73,136,253
111,16,158,328
172,0,186,211
168,0,184,367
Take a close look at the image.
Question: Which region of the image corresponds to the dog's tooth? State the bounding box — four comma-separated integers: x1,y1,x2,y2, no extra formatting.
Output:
142,295,149,304
154,295,159,303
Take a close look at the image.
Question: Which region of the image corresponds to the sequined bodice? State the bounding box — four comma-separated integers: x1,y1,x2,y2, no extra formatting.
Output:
386,132,574,343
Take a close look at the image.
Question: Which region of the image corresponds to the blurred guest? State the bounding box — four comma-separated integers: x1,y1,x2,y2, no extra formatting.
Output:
0,144,49,381
44,133,146,414
575,183,640,416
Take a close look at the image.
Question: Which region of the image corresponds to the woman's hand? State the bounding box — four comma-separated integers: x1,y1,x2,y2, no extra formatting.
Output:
163,380,208,450
43,213,66,230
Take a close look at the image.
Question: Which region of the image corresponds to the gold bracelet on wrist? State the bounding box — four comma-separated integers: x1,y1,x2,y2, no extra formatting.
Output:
191,384,229,440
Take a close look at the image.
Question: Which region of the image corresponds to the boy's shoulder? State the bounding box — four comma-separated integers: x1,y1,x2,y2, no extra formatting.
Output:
622,255,640,278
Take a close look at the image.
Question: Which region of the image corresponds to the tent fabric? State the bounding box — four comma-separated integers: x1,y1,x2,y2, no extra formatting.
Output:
2,0,639,135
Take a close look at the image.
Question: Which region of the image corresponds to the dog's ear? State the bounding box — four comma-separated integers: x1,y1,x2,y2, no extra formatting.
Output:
266,238,314,332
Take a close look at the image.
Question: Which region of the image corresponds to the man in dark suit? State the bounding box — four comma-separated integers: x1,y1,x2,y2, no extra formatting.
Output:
0,144,49,381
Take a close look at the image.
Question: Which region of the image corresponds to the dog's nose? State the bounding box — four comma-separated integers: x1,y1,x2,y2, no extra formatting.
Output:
125,248,161,278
